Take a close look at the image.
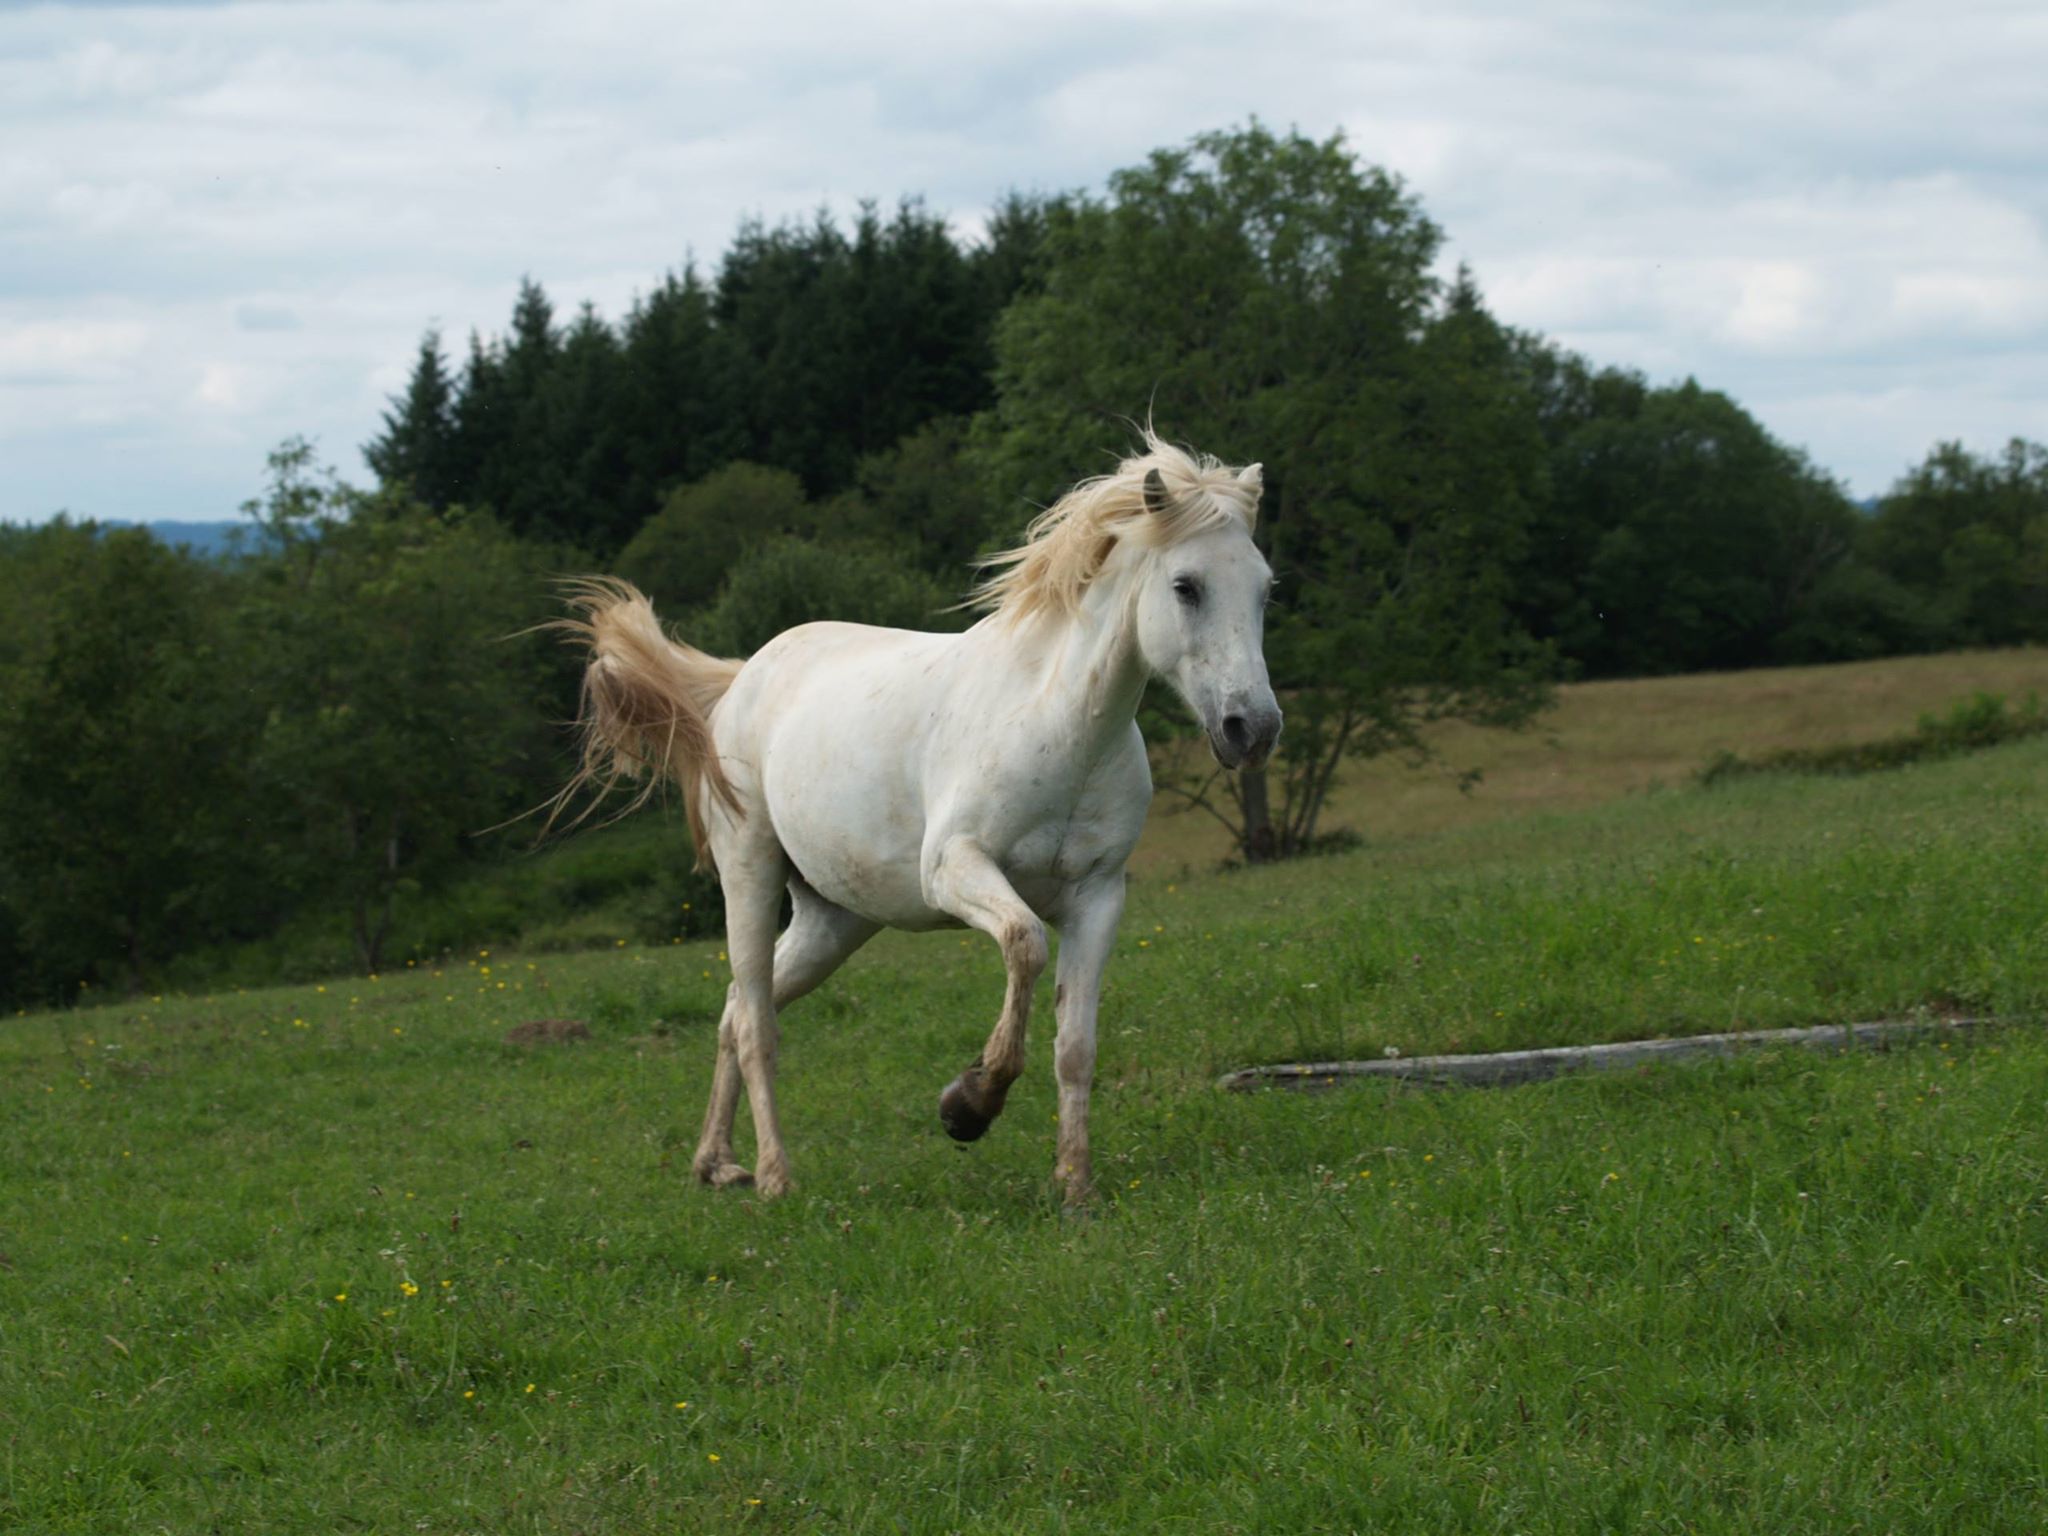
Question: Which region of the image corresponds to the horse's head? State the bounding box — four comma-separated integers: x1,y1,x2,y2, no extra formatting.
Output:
1131,466,1283,771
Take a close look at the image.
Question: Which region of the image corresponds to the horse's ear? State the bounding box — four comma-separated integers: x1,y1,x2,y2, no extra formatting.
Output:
1142,467,1172,518
1237,462,1263,495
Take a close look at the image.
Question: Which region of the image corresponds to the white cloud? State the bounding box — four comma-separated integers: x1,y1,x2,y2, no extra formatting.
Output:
0,317,148,380
1722,263,1823,350
194,359,257,412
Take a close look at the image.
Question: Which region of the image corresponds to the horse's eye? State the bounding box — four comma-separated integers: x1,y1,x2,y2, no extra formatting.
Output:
1171,576,1201,607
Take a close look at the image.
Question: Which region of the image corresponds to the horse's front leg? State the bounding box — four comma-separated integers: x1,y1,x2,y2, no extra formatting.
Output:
1049,873,1125,1206
925,837,1048,1143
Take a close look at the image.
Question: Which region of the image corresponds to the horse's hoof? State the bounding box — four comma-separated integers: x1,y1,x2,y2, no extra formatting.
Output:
703,1162,754,1189
939,1075,994,1142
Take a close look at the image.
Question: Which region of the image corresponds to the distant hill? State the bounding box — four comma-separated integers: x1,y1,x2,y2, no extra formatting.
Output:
106,520,251,558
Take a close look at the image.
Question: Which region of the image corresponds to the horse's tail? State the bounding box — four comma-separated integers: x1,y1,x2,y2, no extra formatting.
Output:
549,577,744,867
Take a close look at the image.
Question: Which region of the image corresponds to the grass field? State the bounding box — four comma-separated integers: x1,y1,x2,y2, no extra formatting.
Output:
3,662,2047,1531
1142,643,2048,871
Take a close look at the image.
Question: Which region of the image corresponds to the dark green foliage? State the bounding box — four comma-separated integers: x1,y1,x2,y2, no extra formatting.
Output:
612,269,751,530
238,444,561,972
1513,370,1864,677
17,124,2044,1002
0,522,270,999
437,281,639,550
1766,553,1945,663
712,200,997,495
1698,690,2048,786
355,135,2043,700
0,440,589,1007
1861,438,2048,648
611,459,969,655
839,415,1004,581
693,536,962,657
536,304,636,548
1761,435,2048,662
1510,356,2047,671
612,461,814,615
363,330,461,507
367,201,1051,557
336,816,726,968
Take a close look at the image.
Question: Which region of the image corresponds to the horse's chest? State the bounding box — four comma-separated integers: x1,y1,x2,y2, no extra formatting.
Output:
1003,816,1100,886
989,743,1150,899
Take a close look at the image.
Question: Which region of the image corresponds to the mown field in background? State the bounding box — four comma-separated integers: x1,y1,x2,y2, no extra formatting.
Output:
3,698,2045,1531
1143,643,2048,871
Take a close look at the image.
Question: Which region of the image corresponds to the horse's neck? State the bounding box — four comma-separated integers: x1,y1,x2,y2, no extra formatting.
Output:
999,578,1149,755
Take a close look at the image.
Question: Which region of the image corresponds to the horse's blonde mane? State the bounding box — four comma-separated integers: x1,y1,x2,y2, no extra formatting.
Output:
970,431,1262,620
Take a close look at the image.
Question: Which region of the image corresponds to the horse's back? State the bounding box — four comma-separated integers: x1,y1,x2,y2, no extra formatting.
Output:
724,621,962,743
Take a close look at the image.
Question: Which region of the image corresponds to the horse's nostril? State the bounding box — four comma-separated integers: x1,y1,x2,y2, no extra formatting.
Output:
1222,715,1251,751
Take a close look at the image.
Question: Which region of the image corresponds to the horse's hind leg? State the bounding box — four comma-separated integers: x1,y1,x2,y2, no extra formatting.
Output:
694,1007,752,1189
926,837,1048,1143
693,876,876,1192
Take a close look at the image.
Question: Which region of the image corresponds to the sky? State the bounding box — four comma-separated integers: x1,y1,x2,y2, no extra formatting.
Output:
3,0,2044,525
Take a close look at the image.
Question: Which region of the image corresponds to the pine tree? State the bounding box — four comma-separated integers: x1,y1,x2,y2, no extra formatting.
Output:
364,331,459,506
617,268,748,526
461,279,569,540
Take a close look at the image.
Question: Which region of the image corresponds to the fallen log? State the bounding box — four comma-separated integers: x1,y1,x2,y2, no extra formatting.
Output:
1217,1016,2000,1093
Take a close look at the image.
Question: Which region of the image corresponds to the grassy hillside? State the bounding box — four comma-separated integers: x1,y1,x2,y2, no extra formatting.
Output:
4,716,2045,1530
1142,644,2048,870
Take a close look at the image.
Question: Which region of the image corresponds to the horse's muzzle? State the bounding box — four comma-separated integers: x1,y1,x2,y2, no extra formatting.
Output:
1210,704,1283,771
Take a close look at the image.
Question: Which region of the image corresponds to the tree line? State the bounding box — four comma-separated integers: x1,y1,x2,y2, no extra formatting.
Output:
368,129,2046,685
0,448,564,1005
3,124,2043,1006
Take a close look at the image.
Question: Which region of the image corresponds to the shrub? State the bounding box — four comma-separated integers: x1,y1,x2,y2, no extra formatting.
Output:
694,535,960,656
1699,691,2047,786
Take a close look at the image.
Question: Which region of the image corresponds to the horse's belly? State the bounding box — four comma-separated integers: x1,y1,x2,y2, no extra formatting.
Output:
762,767,944,929
793,842,951,931
728,624,950,929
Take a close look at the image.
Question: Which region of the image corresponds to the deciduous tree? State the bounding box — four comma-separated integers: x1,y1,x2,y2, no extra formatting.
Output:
976,125,1553,861
0,524,264,998
241,443,556,970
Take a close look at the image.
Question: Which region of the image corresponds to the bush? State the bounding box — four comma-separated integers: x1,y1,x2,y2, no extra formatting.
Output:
694,535,961,656
613,462,812,613
1699,691,2047,786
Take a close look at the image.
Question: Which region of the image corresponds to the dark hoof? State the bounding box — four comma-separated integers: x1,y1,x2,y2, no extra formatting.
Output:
939,1072,997,1143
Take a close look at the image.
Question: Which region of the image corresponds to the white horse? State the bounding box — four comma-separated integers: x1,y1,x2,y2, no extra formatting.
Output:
561,434,1280,1204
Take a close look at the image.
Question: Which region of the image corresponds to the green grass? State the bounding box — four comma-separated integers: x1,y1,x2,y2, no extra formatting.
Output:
3,738,2046,1531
